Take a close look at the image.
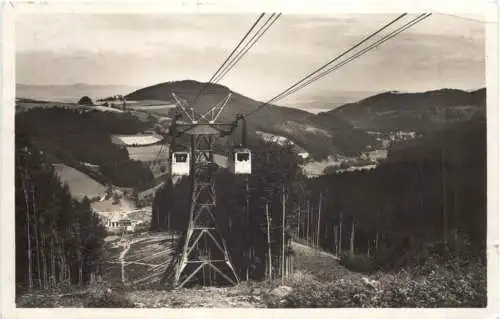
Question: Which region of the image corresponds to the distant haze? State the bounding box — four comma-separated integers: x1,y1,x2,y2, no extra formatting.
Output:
16,84,140,104
16,13,485,108
283,90,377,111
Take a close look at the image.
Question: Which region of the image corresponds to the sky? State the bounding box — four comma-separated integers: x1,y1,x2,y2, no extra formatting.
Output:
16,13,485,105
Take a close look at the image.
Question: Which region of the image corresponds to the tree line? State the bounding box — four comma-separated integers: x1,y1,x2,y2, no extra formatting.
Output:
299,115,486,270
16,132,107,296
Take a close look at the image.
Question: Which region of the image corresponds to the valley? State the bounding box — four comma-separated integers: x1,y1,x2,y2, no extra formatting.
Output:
14,82,488,308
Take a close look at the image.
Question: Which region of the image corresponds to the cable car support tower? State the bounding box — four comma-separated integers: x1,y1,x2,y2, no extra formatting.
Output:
168,92,241,288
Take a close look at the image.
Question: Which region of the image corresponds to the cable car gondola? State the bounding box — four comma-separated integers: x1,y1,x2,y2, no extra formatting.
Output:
228,147,251,175
171,151,190,176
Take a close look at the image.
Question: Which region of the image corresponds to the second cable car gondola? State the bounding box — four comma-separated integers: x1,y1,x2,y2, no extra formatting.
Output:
228,147,251,175
171,151,190,176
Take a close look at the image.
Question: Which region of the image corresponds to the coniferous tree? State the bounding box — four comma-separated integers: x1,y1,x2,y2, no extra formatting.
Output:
15,132,107,294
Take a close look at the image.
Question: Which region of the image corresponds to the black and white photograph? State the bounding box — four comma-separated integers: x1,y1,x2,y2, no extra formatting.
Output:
1,0,499,316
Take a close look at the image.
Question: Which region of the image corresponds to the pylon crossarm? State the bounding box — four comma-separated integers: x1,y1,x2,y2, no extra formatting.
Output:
171,93,195,122
200,100,221,120
212,93,233,122
200,93,232,121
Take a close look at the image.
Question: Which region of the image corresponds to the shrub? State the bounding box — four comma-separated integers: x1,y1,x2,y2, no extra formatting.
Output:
283,279,376,308
279,257,486,308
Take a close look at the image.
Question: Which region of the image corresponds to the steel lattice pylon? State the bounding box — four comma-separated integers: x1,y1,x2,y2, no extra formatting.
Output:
173,130,239,288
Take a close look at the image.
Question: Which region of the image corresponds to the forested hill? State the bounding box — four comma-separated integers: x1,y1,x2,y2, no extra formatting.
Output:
308,115,486,265
15,107,155,189
319,88,486,132
387,114,486,166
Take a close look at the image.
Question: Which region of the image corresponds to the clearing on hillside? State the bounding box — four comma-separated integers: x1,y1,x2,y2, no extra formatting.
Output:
53,164,107,200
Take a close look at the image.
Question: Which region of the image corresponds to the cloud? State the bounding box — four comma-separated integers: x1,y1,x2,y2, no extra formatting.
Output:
16,13,485,101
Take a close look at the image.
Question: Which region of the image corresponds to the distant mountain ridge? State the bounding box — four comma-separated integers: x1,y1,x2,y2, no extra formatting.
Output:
17,83,139,103
320,88,486,132
17,81,487,160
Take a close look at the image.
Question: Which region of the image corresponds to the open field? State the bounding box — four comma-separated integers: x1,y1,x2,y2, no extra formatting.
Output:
126,100,177,116
53,163,107,200
112,134,163,146
128,104,176,111
126,144,166,162
92,105,124,113
126,100,175,107
214,154,228,168
301,156,342,177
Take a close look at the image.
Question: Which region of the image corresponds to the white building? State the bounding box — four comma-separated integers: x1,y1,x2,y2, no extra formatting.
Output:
102,217,135,233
